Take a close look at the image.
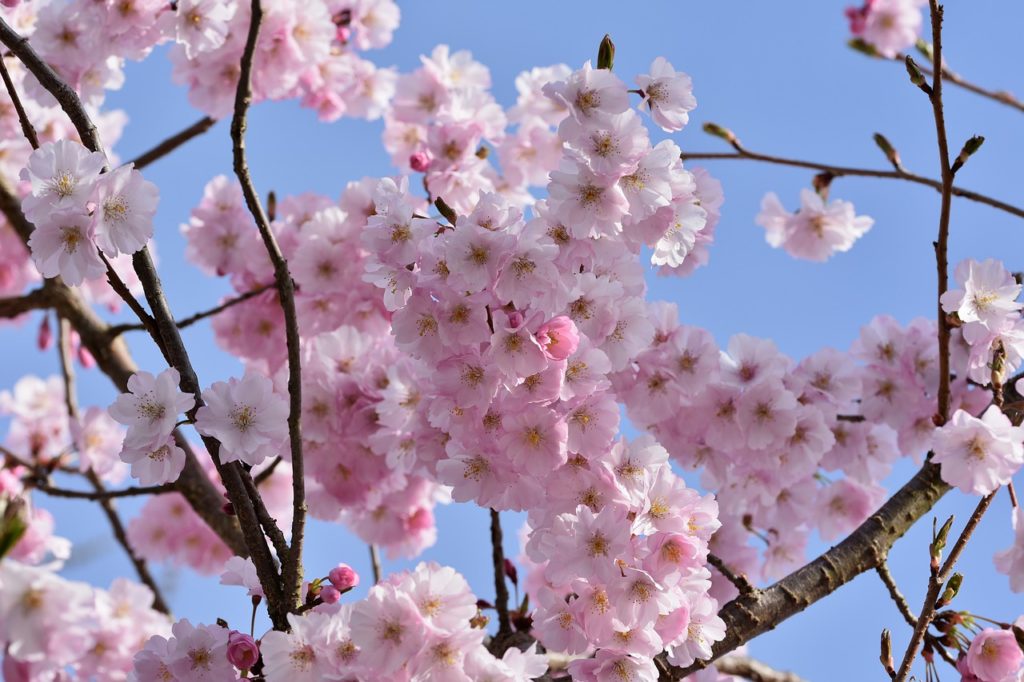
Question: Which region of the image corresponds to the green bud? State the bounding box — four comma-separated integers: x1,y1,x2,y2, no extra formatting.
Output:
597,34,615,70
847,38,879,58
905,56,931,93
937,573,963,608
915,39,934,62
0,497,27,561
873,133,902,170
702,122,738,146
932,515,954,558
435,196,458,227
951,135,985,174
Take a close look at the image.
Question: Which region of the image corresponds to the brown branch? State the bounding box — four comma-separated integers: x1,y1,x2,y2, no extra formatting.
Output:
253,455,282,487
0,55,38,149
876,561,916,628
658,461,950,678
128,116,217,170
231,0,306,615
30,481,174,500
369,543,382,584
678,150,1024,221
922,1,954,427
893,491,995,681
708,552,757,595
241,470,289,565
895,53,1024,115
0,287,50,318
490,509,512,637
0,16,288,627
714,655,807,682
56,316,171,615
107,283,273,337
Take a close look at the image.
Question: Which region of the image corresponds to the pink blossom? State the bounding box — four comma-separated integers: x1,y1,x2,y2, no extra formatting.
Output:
27,210,106,286
635,57,697,132
933,406,1024,495
195,371,289,466
89,164,159,257
108,368,194,454
20,140,105,223
966,628,1023,682
941,258,1022,329
535,316,580,361
329,563,360,591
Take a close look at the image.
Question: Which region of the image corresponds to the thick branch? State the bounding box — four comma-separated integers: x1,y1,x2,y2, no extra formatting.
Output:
128,116,217,170
714,655,807,682
0,287,50,318
231,0,306,615
658,462,950,678
678,150,1024,220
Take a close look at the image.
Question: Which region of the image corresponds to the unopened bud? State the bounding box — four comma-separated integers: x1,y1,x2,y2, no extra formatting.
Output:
0,497,28,560
936,573,962,608
409,151,432,173
812,172,834,198
435,197,458,227
951,135,985,174
597,34,615,70
873,133,902,170
37,317,52,351
328,563,359,592
905,56,931,93
931,515,954,572
703,122,738,147
267,190,276,222
320,585,341,604
915,39,934,62
880,629,895,678
847,38,879,58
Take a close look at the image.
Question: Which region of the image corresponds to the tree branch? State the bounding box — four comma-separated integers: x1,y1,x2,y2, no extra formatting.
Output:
714,655,807,682
0,287,50,318
893,491,995,681
708,552,757,596
231,0,306,615
369,544,382,584
0,55,38,149
658,462,950,678
30,481,174,500
678,149,1024,221
876,561,916,628
893,52,1024,115
107,283,273,337
490,509,512,637
128,116,217,171
56,316,171,615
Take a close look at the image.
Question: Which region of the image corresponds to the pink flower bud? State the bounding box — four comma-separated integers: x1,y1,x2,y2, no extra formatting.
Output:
409,151,432,173
77,345,96,369
226,631,260,671
0,0,21,8
328,563,359,591
535,316,580,361
506,310,524,329
335,25,351,44
407,506,432,532
320,584,341,603
37,317,52,351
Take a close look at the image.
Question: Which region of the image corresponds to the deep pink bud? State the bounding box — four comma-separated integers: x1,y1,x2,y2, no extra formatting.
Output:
37,317,52,351
535,316,580,361
328,563,359,591
407,507,432,532
77,345,96,369
409,151,432,173
336,25,351,43
0,0,21,8
320,584,341,603
506,310,524,329
226,631,260,671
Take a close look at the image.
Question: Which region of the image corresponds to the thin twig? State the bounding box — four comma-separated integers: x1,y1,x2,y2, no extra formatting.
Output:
240,470,289,565
128,116,217,170
893,492,996,682
708,552,757,595
57,317,171,615
107,283,273,337
876,561,917,628
30,481,174,500
0,55,38,149
678,150,1024,221
894,53,1024,115
490,509,512,636
231,0,306,615
253,455,282,487
369,544,382,584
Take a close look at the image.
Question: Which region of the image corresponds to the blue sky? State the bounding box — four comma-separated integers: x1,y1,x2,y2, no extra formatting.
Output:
3,1,1024,679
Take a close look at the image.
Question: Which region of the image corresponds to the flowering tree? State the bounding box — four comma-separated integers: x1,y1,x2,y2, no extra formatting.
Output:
0,0,1022,680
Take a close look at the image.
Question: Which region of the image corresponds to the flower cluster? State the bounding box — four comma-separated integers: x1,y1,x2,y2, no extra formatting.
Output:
20,140,158,286
944,258,1024,385
756,189,874,262
0,560,169,681
618,309,990,595
845,0,927,58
